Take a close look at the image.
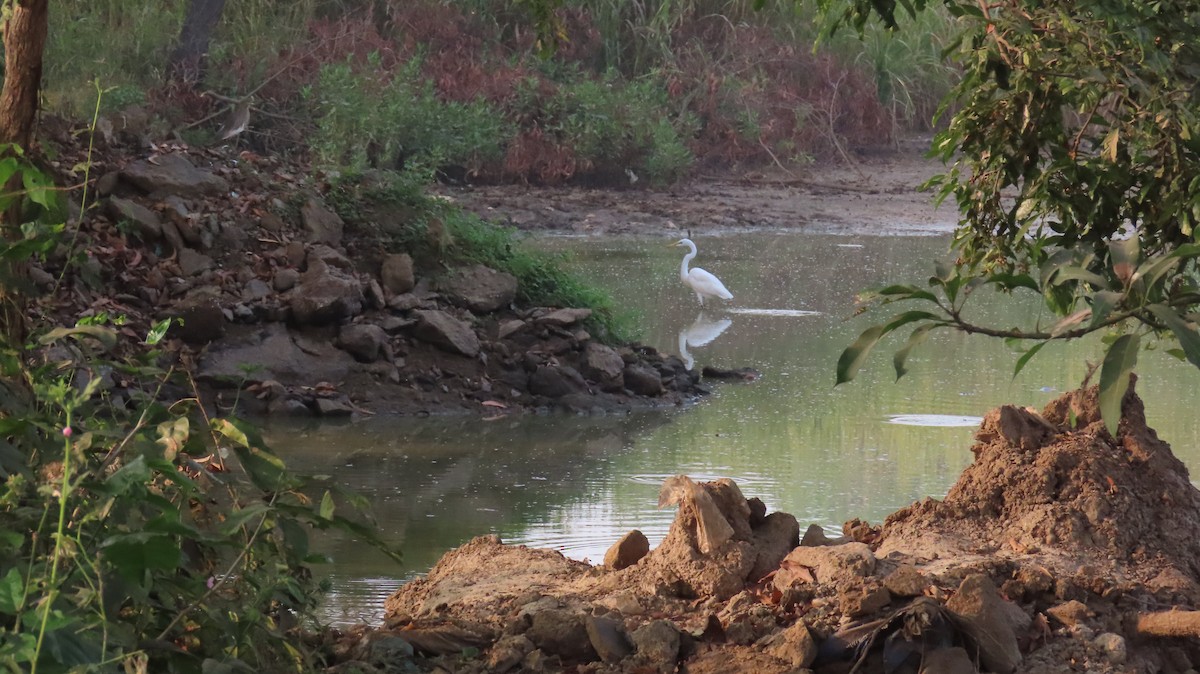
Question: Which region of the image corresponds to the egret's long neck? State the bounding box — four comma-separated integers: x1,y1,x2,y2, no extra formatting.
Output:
679,244,696,280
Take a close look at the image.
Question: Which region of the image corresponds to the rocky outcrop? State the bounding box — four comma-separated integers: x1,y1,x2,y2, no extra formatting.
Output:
289,258,364,326
412,309,479,357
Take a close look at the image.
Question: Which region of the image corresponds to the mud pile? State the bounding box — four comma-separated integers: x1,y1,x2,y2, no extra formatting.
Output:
325,384,1200,673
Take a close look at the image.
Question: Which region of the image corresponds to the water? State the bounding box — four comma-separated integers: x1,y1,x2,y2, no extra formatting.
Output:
272,231,1200,626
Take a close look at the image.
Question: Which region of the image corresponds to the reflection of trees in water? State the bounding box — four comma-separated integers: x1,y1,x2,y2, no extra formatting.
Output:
677,312,732,370
267,413,672,574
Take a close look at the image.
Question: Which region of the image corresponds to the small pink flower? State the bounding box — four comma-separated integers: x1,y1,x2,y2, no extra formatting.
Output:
206,576,216,589
62,427,72,438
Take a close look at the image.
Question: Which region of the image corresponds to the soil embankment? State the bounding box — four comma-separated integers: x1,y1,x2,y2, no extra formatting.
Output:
326,383,1200,673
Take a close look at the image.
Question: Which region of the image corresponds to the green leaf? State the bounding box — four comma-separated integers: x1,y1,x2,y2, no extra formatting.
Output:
104,455,150,495
0,567,24,614
1012,341,1046,379
102,533,182,582
37,325,118,351
1147,305,1200,369
1089,291,1124,328
1098,333,1140,436
893,324,934,380
319,491,335,520
836,324,885,385
145,318,173,345
986,273,1039,292
156,417,189,462
876,284,939,302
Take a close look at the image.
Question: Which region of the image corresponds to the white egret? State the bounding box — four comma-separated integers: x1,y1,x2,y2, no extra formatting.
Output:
673,238,733,306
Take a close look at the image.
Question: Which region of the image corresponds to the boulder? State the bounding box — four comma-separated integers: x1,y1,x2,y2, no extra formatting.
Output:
773,542,876,589
306,243,354,271
536,308,592,326
487,635,534,673
381,253,415,295
198,323,355,385
289,259,363,326
178,248,213,276
883,565,929,598
528,365,588,398
273,268,300,292
412,309,480,357
525,608,595,661
169,290,225,345
121,153,229,198
749,512,800,583
584,616,632,664
338,323,389,363
761,621,817,669
945,574,1028,674
623,364,663,396
580,343,624,391
315,397,354,417
106,196,161,240
300,196,345,246
604,530,650,570
440,264,517,313
630,620,680,672
243,279,272,301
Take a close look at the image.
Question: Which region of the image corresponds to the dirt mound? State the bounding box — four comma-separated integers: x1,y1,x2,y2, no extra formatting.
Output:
880,379,1200,598
334,389,1200,673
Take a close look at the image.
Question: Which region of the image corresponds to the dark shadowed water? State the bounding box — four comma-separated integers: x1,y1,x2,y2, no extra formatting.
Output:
272,232,1200,626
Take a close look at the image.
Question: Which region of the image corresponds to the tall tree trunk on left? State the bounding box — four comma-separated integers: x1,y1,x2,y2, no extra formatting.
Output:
0,0,49,347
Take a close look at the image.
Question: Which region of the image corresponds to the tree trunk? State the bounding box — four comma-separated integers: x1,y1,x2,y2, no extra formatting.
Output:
0,0,49,346
168,0,228,86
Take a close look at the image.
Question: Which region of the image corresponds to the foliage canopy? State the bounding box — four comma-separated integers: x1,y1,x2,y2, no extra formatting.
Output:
827,0,1200,433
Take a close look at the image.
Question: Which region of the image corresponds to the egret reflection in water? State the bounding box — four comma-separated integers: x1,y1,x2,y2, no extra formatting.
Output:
677,312,734,370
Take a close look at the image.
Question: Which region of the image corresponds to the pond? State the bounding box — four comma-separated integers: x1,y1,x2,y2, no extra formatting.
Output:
272,231,1200,626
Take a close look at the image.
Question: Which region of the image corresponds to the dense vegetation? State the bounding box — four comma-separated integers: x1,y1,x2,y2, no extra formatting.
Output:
832,0,1200,434
46,0,957,185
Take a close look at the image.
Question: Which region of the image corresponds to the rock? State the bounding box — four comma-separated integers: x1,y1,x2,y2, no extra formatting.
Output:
945,574,1028,674
387,293,422,311
198,323,355,385
749,512,801,582
774,543,876,589
630,620,680,672
169,291,225,344
761,621,816,668
604,530,650,570
289,259,363,325
95,171,120,196
440,264,517,313
306,243,354,271
284,241,306,266
267,398,311,416
883,565,929,597
106,196,162,240
273,268,300,292
623,363,663,396
259,211,285,232
585,615,632,664
536,308,592,326
1092,632,1126,664
177,248,213,276
498,319,527,339
525,608,595,661
365,634,414,665
840,581,892,617
366,278,386,309
580,343,624,391
315,397,354,417
300,196,344,245
412,309,480,357
338,323,389,363
528,365,588,398
121,153,229,198
1045,600,1090,627
800,523,845,547
243,279,272,301
918,647,977,674
487,635,534,673
381,253,415,295
28,266,54,288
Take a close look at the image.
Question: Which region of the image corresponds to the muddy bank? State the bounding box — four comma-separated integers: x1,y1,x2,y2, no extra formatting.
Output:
443,136,956,237
325,383,1200,673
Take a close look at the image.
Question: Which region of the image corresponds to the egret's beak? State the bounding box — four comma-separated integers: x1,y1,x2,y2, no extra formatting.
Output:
666,239,682,247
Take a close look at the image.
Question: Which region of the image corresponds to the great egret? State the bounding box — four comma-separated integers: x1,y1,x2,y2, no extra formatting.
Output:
673,238,733,306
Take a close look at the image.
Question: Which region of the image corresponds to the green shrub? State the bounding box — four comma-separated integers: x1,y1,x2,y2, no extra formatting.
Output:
309,55,511,173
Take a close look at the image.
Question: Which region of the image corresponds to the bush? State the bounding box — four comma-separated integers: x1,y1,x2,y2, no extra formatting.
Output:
309,54,510,174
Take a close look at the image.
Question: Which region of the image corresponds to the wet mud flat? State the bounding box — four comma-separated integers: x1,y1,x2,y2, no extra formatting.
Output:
321,382,1200,673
